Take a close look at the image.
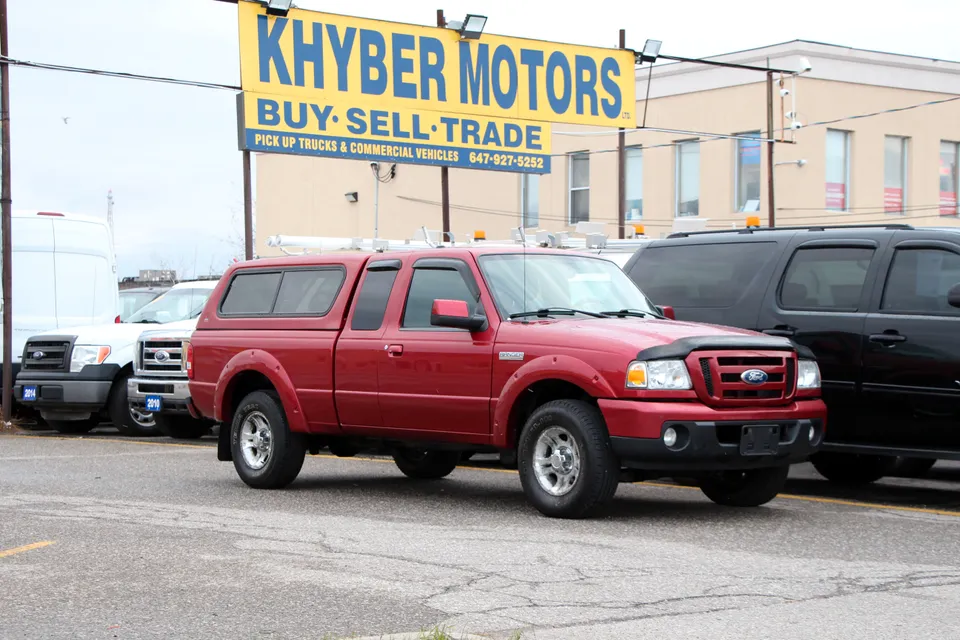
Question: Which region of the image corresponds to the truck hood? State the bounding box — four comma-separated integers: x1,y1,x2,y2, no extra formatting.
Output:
34,318,198,345
497,317,769,353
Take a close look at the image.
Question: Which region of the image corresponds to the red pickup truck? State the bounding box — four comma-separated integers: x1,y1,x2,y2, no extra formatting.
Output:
187,248,826,518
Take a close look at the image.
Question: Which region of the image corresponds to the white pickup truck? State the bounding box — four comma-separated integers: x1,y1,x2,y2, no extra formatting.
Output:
15,280,218,436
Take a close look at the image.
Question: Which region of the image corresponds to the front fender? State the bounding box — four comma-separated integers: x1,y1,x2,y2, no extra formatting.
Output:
214,349,309,433
104,343,135,370
492,354,617,448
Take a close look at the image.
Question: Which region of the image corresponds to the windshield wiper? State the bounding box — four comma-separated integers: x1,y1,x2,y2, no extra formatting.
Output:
509,307,606,319
136,319,161,324
600,309,657,318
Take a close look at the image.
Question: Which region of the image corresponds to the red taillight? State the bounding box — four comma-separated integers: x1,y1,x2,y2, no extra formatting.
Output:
114,315,121,323
185,342,194,380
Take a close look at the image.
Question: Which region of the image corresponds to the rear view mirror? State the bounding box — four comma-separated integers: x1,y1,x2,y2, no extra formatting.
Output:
949,284,960,309
430,299,486,331
657,305,676,320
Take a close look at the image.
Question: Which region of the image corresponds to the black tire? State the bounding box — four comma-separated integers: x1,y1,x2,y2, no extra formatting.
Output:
155,415,210,440
699,465,790,507
890,457,937,478
810,452,896,485
230,391,305,489
109,373,161,437
392,449,460,479
517,399,618,519
47,417,98,435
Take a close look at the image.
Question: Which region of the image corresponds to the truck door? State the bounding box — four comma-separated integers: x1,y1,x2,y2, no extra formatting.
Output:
377,257,496,438
860,232,960,450
757,236,888,436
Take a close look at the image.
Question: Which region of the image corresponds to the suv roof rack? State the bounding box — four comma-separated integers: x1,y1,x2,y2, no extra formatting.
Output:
667,223,914,238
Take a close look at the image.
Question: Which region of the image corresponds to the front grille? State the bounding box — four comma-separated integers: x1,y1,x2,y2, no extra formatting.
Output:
21,340,71,371
138,339,185,376
690,351,797,408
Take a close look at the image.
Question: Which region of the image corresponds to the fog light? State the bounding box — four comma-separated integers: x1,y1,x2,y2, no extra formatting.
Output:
808,425,816,442
663,427,678,448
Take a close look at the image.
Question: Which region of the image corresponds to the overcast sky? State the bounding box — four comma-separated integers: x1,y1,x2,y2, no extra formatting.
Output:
9,0,960,278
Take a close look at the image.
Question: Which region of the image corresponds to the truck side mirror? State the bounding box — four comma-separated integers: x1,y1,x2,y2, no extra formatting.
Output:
657,305,676,320
949,284,960,309
430,299,486,331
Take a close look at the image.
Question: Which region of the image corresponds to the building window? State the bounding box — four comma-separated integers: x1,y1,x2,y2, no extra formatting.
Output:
676,141,700,217
884,136,908,214
568,152,589,224
941,141,959,217
626,146,643,221
825,129,851,211
521,174,539,228
736,132,762,212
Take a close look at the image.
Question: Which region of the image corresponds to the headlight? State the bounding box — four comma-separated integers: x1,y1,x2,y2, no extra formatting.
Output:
797,360,821,390
70,345,111,373
626,360,692,390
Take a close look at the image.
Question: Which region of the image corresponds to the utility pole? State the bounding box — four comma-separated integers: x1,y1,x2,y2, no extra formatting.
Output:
242,150,253,260
437,9,451,240
106,190,115,239
1,0,12,423
617,29,626,239
371,163,380,239
766,68,776,228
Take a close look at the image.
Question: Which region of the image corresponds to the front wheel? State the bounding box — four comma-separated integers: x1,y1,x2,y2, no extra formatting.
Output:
155,415,210,440
518,399,618,519
699,465,790,507
810,452,896,485
230,391,305,489
110,373,161,437
392,449,460,479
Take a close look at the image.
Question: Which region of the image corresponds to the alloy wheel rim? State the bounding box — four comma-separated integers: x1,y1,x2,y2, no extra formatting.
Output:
533,426,582,497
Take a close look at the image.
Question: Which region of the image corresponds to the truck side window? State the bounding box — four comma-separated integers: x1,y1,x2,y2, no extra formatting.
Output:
351,268,400,331
629,242,777,308
881,248,960,315
402,269,475,329
780,247,875,311
273,269,345,316
220,272,282,315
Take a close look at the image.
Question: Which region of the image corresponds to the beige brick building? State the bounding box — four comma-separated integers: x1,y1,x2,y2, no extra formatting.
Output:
254,40,960,254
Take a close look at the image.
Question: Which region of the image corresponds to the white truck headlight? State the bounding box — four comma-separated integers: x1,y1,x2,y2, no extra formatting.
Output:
626,360,692,390
70,345,111,373
797,360,821,390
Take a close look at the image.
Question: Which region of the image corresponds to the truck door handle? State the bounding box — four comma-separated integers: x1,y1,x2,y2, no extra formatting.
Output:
385,344,404,357
762,326,796,337
869,332,906,345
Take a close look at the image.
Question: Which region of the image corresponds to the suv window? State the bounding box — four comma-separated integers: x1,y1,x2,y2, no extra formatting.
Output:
780,247,874,310
273,269,344,315
881,248,960,315
629,242,777,308
402,268,475,329
220,272,281,315
351,266,400,331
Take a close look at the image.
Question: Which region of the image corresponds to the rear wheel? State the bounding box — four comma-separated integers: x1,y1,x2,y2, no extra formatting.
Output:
47,417,98,435
392,449,460,479
155,415,210,440
811,452,896,485
518,399,618,519
699,465,789,507
230,391,305,489
109,373,161,437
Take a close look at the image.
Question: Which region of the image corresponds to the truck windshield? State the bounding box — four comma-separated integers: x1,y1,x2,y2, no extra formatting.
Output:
126,288,212,324
479,254,660,320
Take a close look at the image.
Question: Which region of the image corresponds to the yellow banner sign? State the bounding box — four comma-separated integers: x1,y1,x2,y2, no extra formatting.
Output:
237,1,636,128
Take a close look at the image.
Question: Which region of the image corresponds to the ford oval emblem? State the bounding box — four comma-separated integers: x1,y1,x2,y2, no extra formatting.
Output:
741,369,769,385
32,351,44,360
155,350,170,363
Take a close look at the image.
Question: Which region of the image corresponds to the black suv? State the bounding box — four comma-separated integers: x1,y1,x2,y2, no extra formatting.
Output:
624,224,960,485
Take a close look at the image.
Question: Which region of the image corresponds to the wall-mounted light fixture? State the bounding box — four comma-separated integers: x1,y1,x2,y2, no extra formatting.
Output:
344,192,358,203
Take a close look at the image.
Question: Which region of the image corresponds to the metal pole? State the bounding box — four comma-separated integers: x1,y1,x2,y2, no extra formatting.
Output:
617,29,626,239
373,164,380,239
766,69,775,228
437,9,451,240
1,0,12,423
242,149,254,260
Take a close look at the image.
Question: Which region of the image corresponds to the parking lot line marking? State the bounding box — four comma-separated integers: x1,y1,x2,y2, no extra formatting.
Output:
0,540,55,559
7,434,208,449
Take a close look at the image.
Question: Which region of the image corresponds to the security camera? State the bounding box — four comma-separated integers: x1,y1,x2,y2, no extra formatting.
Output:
790,121,803,130
799,57,812,72
797,159,808,167
785,111,796,119
780,88,791,97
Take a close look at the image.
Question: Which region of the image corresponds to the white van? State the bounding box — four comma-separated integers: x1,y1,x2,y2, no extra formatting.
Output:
1,211,119,390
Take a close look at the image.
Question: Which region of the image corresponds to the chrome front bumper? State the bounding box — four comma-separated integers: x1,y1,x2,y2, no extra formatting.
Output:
127,377,192,415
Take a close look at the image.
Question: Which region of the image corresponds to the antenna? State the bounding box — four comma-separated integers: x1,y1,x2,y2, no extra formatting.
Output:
516,226,527,322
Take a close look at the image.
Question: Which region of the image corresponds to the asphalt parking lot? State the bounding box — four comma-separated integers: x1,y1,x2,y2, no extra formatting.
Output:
2,429,960,640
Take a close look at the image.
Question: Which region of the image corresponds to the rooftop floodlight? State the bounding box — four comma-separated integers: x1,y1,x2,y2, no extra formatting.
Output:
450,14,487,40
265,0,293,16
639,39,662,63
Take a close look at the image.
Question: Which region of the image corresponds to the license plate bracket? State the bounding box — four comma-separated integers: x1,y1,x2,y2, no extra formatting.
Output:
22,385,37,402
740,425,780,456
145,395,163,413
